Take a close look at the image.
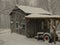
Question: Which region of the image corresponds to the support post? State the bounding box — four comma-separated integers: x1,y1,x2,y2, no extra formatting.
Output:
53,19,56,44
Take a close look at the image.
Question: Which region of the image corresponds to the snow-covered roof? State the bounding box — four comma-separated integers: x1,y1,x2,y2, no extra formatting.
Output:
25,14,60,18
16,5,51,14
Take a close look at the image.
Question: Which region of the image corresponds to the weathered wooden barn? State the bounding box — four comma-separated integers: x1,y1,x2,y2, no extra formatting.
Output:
10,6,27,35
10,5,51,35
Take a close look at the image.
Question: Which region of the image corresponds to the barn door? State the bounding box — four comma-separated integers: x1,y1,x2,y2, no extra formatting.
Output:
15,13,20,33
15,21,20,33
35,19,50,33
41,19,50,32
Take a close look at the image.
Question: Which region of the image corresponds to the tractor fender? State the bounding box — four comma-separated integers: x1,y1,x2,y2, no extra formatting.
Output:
43,33,52,38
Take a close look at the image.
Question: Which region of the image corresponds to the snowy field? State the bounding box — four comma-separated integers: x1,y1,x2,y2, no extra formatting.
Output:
0,29,60,45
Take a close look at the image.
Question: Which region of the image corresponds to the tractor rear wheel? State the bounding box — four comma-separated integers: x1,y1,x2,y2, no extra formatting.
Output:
43,35,50,41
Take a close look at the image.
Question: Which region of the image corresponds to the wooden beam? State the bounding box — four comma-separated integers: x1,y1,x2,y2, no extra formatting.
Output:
50,19,56,44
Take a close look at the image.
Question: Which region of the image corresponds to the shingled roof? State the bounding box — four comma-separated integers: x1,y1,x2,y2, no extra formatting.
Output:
16,5,51,14
25,13,60,18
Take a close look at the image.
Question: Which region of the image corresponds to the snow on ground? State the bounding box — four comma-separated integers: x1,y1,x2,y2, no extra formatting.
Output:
0,29,60,45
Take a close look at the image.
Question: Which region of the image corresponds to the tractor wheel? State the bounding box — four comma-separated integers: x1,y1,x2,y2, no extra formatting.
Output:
43,34,53,43
43,35,50,41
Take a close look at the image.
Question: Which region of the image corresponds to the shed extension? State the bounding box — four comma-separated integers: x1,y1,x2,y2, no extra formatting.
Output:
25,14,60,19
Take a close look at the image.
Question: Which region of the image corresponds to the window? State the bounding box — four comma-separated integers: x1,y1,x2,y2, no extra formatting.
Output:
16,23,18,28
41,21,44,29
22,24,25,29
21,23,25,30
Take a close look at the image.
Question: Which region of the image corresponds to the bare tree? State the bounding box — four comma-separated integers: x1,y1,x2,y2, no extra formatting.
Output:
47,0,52,13
17,0,28,5
0,0,16,28
48,0,57,14
51,0,57,14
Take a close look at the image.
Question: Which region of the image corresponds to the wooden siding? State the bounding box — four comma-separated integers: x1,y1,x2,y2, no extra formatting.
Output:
26,19,50,37
10,8,26,35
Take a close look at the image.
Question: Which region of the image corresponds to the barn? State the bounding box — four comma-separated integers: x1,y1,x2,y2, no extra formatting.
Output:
10,5,51,36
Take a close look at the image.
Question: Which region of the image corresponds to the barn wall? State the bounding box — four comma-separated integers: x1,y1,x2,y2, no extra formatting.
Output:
10,9,26,35
26,19,50,37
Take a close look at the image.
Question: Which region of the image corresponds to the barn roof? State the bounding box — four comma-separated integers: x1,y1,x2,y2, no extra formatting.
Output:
25,14,60,18
16,5,51,14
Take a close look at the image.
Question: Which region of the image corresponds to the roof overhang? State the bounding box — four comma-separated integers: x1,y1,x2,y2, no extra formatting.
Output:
25,14,60,19
16,5,52,14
